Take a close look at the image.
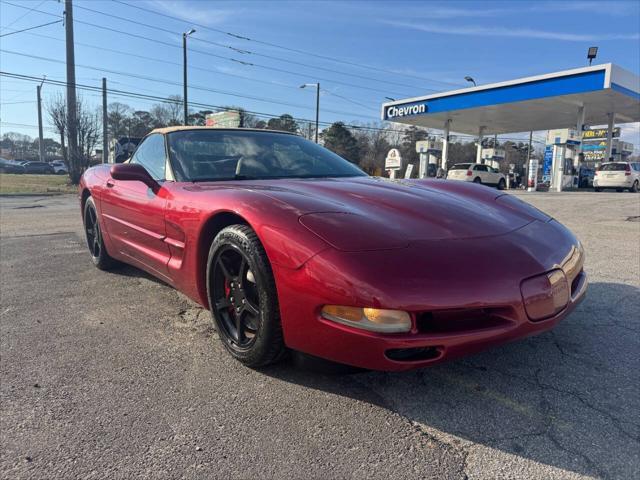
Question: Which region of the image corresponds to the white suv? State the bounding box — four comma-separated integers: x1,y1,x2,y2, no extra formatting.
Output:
447,163,507,190
594,162,640,192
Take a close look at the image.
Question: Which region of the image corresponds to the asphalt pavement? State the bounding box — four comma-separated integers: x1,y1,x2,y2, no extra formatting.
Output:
0,190,638,479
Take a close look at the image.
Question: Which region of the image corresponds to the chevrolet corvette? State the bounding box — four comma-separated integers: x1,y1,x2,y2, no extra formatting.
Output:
79,127,587,371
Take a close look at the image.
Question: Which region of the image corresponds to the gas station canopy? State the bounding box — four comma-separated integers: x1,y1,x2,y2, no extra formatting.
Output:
381,64,640,135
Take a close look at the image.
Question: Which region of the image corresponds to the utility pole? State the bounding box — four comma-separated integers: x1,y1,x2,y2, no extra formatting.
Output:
102,77,108,163
36,81,45,162
64,0,79,179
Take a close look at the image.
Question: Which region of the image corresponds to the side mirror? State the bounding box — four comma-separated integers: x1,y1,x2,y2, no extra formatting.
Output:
110,163,159,192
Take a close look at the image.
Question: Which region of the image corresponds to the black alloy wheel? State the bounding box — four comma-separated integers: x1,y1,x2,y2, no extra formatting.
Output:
212,245,261,348
207,225,285,367
83,196,117,270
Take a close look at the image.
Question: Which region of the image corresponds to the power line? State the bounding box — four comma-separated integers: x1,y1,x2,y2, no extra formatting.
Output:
0,18,62,38
0,0,49,31
73,2,435,93
111,0,464,89
0,49,380,120
0,25,385,108
1,71,405,134
2,71,547,144
1,1,412,98
1,100,38,105
1,121,57,133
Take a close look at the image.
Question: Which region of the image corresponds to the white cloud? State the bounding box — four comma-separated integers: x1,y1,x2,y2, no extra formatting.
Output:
385,1,638,20
145,0,240,26
382,20,640,42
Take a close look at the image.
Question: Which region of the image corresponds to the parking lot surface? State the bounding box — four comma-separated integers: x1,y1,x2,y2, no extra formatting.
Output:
1,191,638,479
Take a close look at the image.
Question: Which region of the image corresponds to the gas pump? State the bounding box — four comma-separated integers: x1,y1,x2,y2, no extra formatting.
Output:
545,129,581,192
416,140,443,178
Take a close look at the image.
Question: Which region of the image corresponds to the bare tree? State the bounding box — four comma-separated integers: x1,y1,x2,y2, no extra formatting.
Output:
107,102,132,138
166,95,183,125
47,95,101,183
76,99,101,169
150,103,172,127
47,93,68,165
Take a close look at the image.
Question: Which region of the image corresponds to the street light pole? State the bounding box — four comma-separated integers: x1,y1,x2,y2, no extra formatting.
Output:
36,78,45,162
315,82,320,143
182,28,196,126
300,82,320,143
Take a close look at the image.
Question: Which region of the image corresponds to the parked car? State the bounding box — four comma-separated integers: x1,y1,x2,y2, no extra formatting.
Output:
22,161,55,174
0,158,26,174
594,162,640,192
51,160,68,175
79,127,586,371
446,163,507,189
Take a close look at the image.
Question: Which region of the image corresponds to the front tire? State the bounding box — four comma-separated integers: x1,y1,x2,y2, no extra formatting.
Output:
206,224,285,368
83,196,117,270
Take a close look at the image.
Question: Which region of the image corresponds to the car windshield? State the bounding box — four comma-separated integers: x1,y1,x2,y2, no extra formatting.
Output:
599,163,627,171
451,163,472,170
167,130,367,182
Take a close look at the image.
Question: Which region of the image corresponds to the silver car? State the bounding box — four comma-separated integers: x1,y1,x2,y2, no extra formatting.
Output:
594,162,640,192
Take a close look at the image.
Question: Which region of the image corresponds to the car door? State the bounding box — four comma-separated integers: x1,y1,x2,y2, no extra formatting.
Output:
474,164,489,182
100,134,172,280
488,166,501,185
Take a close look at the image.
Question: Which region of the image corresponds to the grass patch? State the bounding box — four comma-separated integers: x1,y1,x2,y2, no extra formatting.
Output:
0,174,77,195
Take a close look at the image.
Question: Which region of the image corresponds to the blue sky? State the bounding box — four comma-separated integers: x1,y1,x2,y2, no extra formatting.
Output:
1,0,639,146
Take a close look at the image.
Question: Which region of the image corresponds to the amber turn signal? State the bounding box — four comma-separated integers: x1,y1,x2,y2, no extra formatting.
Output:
321,305,411,333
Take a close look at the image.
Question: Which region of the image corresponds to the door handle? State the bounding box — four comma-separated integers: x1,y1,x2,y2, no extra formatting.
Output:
106,180,115,188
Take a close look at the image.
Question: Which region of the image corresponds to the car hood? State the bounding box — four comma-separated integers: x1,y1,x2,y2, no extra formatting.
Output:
188,177,548,250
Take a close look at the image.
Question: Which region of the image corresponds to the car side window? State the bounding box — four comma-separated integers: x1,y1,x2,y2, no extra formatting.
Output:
130,134,166,181
476,165,488,172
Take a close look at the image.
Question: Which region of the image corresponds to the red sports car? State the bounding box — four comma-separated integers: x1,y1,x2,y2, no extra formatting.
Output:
79,127,587,371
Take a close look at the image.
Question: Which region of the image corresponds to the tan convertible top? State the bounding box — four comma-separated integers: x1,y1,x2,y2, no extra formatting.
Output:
150,126,296,135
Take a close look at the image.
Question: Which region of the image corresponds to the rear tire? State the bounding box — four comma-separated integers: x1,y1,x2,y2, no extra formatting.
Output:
83,196,117,270
473,177,482,184
497,178,506,190
594,188,602,192
206,224,285,368
630,181,639,193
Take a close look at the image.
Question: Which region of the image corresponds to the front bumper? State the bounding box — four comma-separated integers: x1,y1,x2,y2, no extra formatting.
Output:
274,219,587,371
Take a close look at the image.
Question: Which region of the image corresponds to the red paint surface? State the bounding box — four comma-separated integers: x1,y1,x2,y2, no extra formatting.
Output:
81,167,587,371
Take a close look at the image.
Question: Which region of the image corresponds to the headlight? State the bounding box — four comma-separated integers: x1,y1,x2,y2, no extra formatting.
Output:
520,269,569,321
321,305,411,333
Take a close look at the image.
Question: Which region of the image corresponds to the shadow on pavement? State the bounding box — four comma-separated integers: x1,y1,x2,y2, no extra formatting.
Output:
262,281,640,479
